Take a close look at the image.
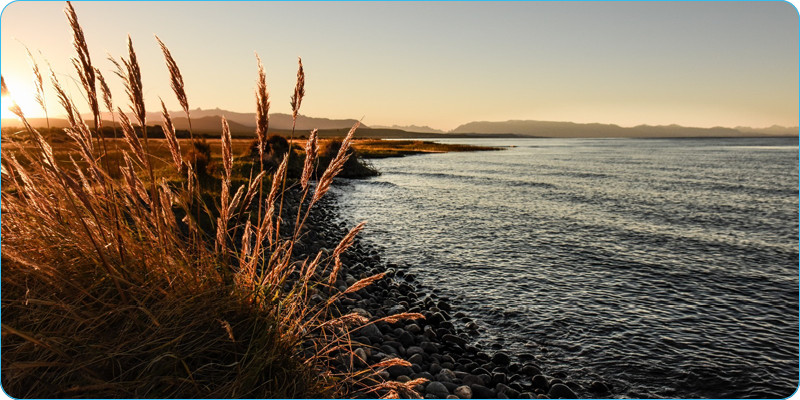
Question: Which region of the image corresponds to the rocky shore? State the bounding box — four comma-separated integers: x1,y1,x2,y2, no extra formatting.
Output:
283,188,614,399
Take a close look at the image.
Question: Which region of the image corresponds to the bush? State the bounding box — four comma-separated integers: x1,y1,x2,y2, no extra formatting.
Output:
317,139,379,178
184,139,212,175
247,134,289,172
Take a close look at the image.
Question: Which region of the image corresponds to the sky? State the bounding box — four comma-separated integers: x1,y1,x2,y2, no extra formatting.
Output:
0,1,797,131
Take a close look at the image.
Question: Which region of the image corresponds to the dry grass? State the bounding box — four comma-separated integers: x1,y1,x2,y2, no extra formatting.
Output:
1,2,422,398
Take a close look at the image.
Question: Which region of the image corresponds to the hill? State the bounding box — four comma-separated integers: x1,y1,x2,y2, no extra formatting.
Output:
449,120,797,138
69,108,365,131
370,124,446,134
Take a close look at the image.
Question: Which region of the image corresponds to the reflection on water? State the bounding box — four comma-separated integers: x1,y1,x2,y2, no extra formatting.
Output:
333,137,798,398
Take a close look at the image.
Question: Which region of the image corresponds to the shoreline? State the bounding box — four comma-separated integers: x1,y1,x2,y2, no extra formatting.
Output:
291,189,612,399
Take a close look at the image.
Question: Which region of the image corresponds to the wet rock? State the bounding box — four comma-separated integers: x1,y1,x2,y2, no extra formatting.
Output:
430,363,443,375
589,381,610,394
387,365,410,378
442,333,468,348
531,375,550,391
354,348,368,367
469,384,495,399
492,352,511,365
446,396,459,400
425,325,438,339
408,353,424,365
398,331,416,347
454,385,473,399
426,381,450,398
357,323,382,338
521,365,542,376
421,341,439,354
547,383,577,399
491,372,507,386
407,346,426,357
462,374,483,387
436,368,457,383
496,383,520,399
407,323,422,334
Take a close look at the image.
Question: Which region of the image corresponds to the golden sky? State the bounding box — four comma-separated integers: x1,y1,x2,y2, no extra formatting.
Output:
1,1,798,130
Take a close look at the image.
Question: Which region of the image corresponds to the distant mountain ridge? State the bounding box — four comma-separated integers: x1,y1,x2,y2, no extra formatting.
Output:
62,108,364,132
450,120,798,138
370,124,446,134
3,108,796,138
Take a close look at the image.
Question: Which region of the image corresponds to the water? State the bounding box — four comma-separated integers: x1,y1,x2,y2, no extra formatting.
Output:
331,137,799,399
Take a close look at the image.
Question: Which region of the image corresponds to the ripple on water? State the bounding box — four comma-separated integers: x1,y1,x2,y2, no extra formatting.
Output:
333,137,799,399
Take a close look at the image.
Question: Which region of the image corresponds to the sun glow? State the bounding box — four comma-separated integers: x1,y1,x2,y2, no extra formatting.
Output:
1,94,17,120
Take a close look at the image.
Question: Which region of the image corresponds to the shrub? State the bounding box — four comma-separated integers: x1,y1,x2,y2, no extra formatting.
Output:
318,139,379,178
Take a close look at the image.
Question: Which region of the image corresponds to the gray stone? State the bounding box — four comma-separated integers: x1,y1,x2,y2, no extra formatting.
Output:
407,346,426,357
496,383,520,399
521,365,542,376
446,396,459,400
429,363,443,375
454,385,473,399
531,375,549,391
462,374,483,387
548,383,577,399
399,331,416,347
407,323,422,334
387,365,410,378
436,368,457,382
469,384,495,399
409,353,424,365
354,348,368,367
443,333,469,347
357,323,382,338
426,381,451,398
421,341,439,354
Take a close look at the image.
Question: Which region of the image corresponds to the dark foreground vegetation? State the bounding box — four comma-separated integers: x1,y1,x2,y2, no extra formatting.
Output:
1,3,425,398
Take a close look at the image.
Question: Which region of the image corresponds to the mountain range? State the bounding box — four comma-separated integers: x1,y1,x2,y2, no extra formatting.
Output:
2,107,795,138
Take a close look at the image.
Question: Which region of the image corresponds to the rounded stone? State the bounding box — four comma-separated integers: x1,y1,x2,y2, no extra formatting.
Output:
426,381,451,398
492,352,511,365
454,385,473,399
590,381,610,394
462,374,483,387
531,375,550,391
548,383,577,399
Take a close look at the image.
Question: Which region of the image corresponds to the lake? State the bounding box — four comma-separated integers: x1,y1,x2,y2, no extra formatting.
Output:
332,137,799,398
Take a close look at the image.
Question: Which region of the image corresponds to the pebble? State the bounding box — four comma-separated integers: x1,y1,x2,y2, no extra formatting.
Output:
532,375,550,391
294,195,605,399
492,352,511,365
426,381,451,398
469,384,495,399
548,383,577,399
442,333,469,348
454,385,473,399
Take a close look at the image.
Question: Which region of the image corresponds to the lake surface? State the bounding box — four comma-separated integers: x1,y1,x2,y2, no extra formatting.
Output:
331,137,799,398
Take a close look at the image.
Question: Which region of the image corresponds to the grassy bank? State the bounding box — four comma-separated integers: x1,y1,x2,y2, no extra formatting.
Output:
1,3,424,398
349,139,502,159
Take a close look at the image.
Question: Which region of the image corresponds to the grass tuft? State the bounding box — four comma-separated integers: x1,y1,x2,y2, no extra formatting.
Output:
1,3,419,398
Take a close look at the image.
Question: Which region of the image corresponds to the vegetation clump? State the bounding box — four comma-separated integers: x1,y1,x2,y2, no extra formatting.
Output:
1,2,423,398
318,139,379,178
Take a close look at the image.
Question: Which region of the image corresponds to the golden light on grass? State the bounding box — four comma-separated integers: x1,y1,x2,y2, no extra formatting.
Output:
1,2,417,398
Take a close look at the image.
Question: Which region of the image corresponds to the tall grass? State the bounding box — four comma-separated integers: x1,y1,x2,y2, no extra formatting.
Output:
1,2,423,398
